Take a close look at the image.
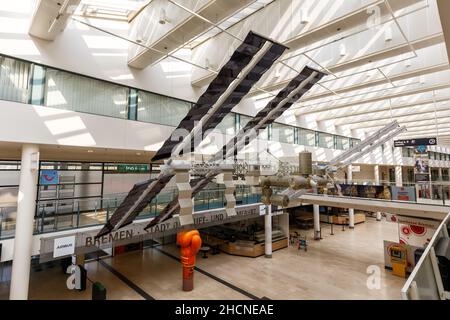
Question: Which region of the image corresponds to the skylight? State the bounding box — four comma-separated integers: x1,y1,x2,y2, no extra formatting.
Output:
186,0,274,49
74,0,149,22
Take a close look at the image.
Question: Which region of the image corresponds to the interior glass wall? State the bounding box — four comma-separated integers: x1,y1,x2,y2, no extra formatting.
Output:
0,54,360,151
317,132,334,149
272,123,294,144
298,128,316,146
137,91,191,126
45,69,129,119
0,56,30,103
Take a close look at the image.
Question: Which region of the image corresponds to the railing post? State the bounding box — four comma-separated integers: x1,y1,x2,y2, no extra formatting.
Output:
76,202,80,228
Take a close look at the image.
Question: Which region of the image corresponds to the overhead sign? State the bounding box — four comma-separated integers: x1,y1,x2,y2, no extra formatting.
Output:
115,164,150,173
40,170,59,185
351,165,361,172
53,235,76,258
394,137,437,147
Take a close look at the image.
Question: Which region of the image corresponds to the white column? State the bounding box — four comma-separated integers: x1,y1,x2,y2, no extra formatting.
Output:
264,205,272,258
374,165,380,185
347,165,353,184
10,144,39,300
395,166,403,187
313,204,321,240
374,165,382,221
348,208,355,228
347,165,355,228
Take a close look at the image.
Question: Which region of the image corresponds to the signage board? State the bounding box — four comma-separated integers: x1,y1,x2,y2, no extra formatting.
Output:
351,165,361,172
414,145,428,156
394,137,437,147
116,164,150,173
53,235,76,258
391,186,416,202
40,170,59,185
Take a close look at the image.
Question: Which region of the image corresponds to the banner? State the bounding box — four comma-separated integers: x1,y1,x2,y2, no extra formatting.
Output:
391,186,416,202
383,240,422,273
339,184,391,199
397,216,440,247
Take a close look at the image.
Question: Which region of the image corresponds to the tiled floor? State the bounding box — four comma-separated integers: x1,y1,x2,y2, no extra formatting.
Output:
0,217,405,300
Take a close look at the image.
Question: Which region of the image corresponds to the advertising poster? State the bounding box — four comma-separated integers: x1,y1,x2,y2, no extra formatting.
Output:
414,158,429,174
339,184,358,197
397,216,440,247
339,185,391,199
39,170,59,185
391,186,416,202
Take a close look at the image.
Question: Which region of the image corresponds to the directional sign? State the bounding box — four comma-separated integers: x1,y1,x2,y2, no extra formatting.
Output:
394,137,437,147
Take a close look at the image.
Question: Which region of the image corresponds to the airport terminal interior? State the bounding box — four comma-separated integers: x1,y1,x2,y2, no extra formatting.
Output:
1,0,450,301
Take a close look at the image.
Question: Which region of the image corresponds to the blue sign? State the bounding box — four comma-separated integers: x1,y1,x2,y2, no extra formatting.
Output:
414,145,427,155
40,170,59,185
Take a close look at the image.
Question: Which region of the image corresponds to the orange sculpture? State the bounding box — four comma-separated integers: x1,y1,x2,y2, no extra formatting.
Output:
177,230,202,291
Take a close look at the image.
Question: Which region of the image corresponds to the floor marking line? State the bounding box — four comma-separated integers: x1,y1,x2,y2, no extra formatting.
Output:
154,247,268,300
97,259,155,300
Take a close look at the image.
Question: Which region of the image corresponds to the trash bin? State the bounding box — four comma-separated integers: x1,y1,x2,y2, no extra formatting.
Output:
60,257,72,274
414,248,425,265
92,281,107,300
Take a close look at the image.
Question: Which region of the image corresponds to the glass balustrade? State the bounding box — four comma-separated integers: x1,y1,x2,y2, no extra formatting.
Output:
0,185,261,240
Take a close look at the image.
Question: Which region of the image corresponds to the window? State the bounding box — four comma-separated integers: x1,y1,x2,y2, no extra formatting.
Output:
350,138,360,148
137,91,191,126
272,123,294,144
335,136,349,150
317,132,334,149
45,69,129,119
216,113,236,135
0,56,31,103
298,129,315,146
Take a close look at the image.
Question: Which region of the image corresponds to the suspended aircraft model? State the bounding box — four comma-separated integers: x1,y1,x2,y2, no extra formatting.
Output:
96,31,326,238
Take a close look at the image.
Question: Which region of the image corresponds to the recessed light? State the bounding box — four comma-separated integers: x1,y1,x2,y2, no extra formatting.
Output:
88,150,94,153
136,152,142,156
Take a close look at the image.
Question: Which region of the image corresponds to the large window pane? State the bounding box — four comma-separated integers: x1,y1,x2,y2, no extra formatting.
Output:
317,132,333,149
137,91,191,126
0,56,30,103
216,113,235,135
298,129,315,146
272,123,294,144
335,135,349,150
45,69,128,119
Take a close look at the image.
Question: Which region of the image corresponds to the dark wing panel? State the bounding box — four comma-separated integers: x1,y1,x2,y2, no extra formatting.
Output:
96,174,174,238
151,31,270,162
182,42,287,154
216,66,326,160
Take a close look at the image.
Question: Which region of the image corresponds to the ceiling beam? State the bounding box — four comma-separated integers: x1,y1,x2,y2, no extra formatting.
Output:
319,95,450,121
29,0,81,41
332,104,450,126
295,81,450,116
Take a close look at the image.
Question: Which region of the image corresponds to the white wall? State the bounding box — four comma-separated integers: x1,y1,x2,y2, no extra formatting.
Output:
0,100,173,152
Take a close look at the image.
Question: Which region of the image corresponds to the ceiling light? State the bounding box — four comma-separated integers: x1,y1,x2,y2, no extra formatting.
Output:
299,9,309,24
339,44,347,57
159,8,170,24
136,152,142,156
87,150,94,153
385,27,393,42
